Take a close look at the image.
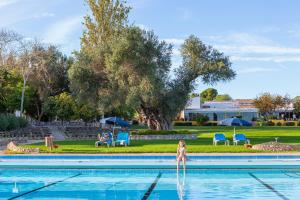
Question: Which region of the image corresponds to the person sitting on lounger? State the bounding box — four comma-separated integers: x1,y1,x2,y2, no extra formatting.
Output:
176,140,187,171
95,131,112,147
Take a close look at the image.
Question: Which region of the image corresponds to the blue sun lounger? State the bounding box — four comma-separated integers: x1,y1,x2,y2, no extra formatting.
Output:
115,132,130,146
213,133,229,145
233,133,250,145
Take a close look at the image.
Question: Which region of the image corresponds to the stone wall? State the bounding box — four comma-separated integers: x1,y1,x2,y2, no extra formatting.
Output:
0,127,51,140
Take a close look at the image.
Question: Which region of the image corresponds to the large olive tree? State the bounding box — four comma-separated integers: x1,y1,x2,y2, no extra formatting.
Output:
69,0,236,130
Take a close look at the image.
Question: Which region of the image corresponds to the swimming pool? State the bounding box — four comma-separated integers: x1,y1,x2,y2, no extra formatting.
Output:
1,155,300,199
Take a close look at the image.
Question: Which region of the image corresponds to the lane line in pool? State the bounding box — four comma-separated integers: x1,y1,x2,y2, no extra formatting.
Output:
282,171,300,178
8,173,82,200
141,172,162,200
248,173,289,200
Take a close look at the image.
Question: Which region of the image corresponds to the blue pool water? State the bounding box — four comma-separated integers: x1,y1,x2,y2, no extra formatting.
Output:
1,155,300,199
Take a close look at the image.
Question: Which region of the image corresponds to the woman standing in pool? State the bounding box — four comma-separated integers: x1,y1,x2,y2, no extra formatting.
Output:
176,140,187,171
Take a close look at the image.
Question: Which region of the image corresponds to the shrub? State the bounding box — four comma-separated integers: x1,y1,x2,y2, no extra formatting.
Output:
252,117,257,122
195,114,209,125
298,121,300,126
266,121,275,126
6,114,20,130
133,130,193,135
18,117,28,128
276,122,282,126
285,122,295,126
0,114,9,131
173,121,193,126
204,121,218,126
131,120,139,125
268,115,278,120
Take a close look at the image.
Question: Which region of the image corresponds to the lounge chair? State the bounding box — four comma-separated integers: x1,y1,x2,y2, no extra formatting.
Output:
213,133,229,146
95,132,113,147
233,133,250,145
115,132,130,146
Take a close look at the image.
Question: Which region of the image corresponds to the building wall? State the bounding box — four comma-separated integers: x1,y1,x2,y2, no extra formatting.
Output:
184,109,259,122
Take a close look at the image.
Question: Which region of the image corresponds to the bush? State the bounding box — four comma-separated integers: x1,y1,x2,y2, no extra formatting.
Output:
173,121,193,126
266,121,275,126
285,121,295,126
204,121,218,126
268,115,278,120
133,130,193,135
195,114,209,125
18,117,28,128
6,114,20,130
276,122,282,126
0,114,9,131
298,121,300,126
252,117,257,122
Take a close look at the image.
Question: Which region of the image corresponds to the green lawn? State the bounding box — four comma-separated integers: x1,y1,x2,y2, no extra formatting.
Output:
23,126,300,153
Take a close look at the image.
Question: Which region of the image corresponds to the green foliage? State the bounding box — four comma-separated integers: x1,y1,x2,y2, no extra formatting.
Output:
215,94,232,101
195,114,209,125
204,121,218,126
266,121,275,126
293,96,300,113
0,114,9,131
200,88,218,103
254,93,284,117
69,1,236,130
81,0,130,51
285,121,295,126
18,116,28,127
0,113,28,131
276,122,282,126
43,92,76,122
190,93,200,98
6,114,20,130
133,130,193,135
173,121,193,126
75,103,98,122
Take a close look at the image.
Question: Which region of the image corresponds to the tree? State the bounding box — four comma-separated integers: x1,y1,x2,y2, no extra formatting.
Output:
215,94,232,101
189,93,199,98
43,92,76,123
75,103,98,123
254,93,284,118
27,44,70,120
293,96,300,113
200,88,218,103
69,1,236,130
0,29,22,68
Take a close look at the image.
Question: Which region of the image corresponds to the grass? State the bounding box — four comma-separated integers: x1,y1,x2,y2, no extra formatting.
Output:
23,126,300,153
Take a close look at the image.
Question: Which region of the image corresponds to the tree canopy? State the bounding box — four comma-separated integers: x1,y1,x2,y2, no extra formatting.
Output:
69,1,236,130
200,88,218,103
215,94,232,101
254,93,284,118
293,96,300,113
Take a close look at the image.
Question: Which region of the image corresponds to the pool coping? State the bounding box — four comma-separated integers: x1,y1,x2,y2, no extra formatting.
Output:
2,152,300,156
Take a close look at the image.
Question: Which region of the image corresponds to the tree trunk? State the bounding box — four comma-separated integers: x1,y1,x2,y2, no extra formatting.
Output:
20,77,27,116
139,108,173,130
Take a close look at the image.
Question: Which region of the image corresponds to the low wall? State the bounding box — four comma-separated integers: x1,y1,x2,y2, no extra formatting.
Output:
130,134,197,140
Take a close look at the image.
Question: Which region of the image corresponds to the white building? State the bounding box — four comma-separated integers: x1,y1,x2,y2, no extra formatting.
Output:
182,97,297,122
183,98,258,122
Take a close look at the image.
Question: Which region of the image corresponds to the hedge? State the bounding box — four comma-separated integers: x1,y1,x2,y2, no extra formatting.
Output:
131,130,194,135
285,121,296,126
173,121,193,126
